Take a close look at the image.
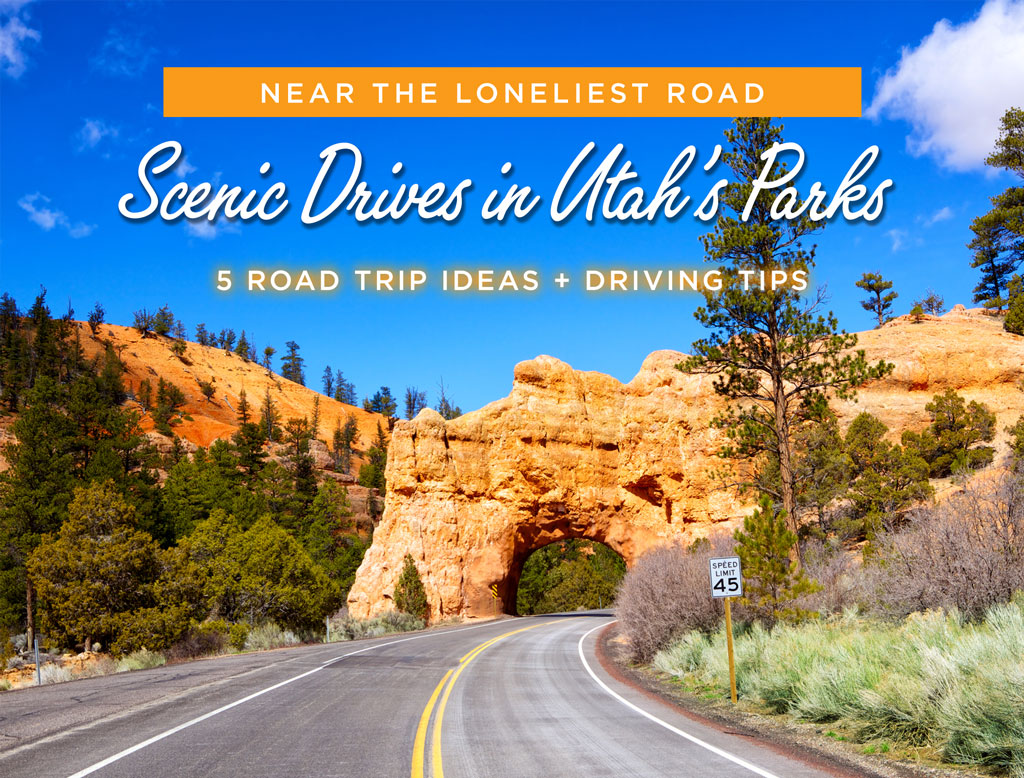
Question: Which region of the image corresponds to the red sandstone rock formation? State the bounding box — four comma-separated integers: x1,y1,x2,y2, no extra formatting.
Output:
347,308,1024,621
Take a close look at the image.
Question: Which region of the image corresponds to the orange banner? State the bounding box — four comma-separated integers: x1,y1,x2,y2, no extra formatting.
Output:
163,67,861,118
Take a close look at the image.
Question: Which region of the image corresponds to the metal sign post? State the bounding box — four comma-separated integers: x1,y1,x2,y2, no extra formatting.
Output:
489,583,500,618
709,556,743,704
723,598,737,704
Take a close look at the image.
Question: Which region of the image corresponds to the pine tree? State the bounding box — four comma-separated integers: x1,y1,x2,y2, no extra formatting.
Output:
902,389,996,477
0,293,25,412
152,378,185,436
259,387,280,442
404,387,427,419
322,366,334,397
393,553,428,622
364,387,397,426
219,329,236,352
333,370,357,405
855,272,898,326
0,377,76,648
262,345,275,370
358,422,388,493
968,108,1024,308
28,289,60,386
133,309,154,337
1007,414,1024,460
916,289,946,316
87,302,105,335
969,221,1017,311
435,381,463,420
1005,275,1024,334
332,414,358,473
195,323,210,346
235,331,250,360
232,388,267,481
844,412,932,540
283,417,317,518
280,341,305,385
679,118,892,546
153,305,175,337
301,480,358,587
733,496,819,628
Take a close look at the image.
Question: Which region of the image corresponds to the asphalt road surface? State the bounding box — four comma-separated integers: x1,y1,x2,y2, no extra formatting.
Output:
0,613,840,777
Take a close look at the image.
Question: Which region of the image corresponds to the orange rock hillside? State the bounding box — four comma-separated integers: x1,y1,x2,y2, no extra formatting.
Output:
346,306,1024,621
1,321,388,523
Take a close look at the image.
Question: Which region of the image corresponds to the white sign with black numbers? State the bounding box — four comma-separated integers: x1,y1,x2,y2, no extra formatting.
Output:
709,556,743,598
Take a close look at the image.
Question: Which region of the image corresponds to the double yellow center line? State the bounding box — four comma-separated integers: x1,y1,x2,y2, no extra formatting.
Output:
411,621,558,778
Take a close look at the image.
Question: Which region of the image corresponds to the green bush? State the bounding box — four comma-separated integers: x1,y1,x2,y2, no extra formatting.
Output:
110,604,192,657
329,611,425,642
166,621,229,661
116,648,167,673
394,554,429,622
1005,275,1024,335
229,622,249,652
0,679,11,691
243,622,301,652
655,597,1024,775
0,627,13,672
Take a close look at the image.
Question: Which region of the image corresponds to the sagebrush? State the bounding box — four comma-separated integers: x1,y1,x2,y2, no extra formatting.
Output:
655,597,1024,776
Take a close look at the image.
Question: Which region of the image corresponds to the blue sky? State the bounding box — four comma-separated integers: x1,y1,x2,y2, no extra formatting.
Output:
2,0,1023,412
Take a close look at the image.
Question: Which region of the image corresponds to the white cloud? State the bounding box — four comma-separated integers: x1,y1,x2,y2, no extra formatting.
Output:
0,10,40,78
18,193,95,238
867,0,1024,171
185,215,239,241
886,228,908,252
185,219,217,240
924,206,954,226
91,27,154,77
76,118,119,150
175,156,197,179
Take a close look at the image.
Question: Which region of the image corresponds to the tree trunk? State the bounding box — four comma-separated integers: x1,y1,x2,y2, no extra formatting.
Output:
771,363,802,567
25,577,35,652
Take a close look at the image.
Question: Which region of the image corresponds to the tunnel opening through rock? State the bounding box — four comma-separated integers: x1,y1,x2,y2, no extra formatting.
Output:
512,539,626,616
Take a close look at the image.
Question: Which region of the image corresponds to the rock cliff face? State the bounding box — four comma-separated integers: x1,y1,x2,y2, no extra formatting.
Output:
347,308,1024,620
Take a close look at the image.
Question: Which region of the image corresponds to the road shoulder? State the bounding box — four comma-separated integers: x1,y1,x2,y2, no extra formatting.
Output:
596,623,987,778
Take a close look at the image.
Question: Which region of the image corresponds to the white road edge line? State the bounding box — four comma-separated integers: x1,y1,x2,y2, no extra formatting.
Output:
65,618,508,778
577,621,782,778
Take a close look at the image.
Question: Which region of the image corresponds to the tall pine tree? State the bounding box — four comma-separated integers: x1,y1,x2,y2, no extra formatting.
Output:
679,118,891,547
281,341,305,385
970,107,1024,316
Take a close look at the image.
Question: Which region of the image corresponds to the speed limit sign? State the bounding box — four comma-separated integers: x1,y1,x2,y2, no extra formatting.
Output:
709,555,743,704
709,556,743,598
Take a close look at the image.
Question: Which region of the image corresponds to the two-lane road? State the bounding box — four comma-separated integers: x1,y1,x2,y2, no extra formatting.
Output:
0,614,838,777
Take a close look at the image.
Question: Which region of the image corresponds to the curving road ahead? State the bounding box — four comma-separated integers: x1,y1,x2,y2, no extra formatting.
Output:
0,614,840,778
